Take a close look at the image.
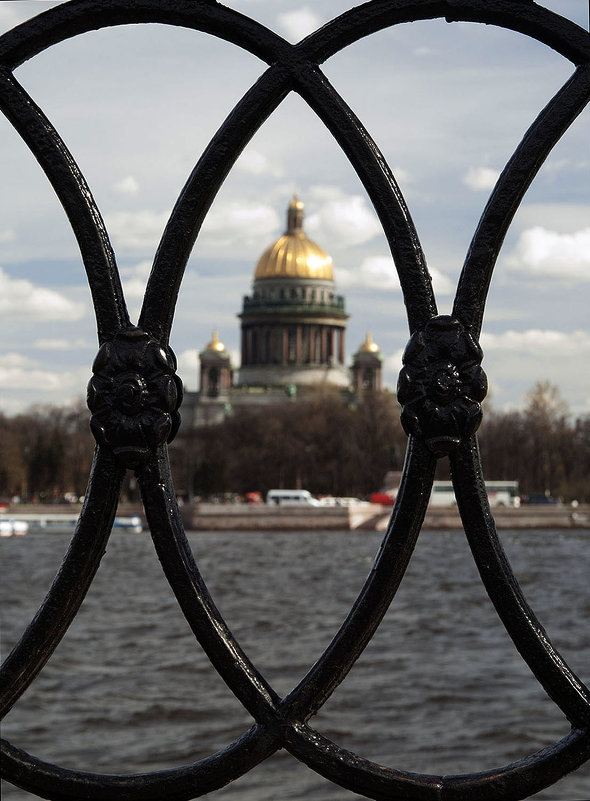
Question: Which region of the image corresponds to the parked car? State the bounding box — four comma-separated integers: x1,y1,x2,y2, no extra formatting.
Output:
523,493,559,505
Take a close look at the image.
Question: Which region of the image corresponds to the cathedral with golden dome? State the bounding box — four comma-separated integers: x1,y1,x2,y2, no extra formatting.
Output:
182,197,383,427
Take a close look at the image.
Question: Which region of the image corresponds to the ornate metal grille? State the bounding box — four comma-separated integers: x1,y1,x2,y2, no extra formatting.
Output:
1,1,589,799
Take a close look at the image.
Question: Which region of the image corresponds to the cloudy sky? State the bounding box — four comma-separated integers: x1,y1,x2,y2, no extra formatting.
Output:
0,0,588,417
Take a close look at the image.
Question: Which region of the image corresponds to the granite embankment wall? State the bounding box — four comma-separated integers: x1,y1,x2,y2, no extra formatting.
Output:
6,503,590,532
180,503,590,531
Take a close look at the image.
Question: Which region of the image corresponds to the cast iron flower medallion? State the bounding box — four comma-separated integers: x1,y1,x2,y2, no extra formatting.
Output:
397,315,487,457
87,327,183,468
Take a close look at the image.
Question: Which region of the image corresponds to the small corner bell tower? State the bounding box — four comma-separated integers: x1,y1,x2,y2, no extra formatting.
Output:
199,331,232,399
352,331,383,393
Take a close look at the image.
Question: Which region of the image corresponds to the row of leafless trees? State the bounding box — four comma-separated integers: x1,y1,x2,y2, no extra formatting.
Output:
1,400,94,503
1,382,588,504
169,391,406,501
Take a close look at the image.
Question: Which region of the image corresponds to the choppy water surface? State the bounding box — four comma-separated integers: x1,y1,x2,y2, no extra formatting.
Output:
1,528,589,800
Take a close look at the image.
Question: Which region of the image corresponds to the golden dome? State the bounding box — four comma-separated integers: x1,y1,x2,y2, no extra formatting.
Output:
359,331,380,353
204,331,226,353
254,196,334,281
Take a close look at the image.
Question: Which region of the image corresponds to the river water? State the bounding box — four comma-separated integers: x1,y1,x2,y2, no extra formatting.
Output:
1,528,589,800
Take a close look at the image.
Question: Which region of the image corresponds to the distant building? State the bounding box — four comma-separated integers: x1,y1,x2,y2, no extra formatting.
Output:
182,197,383,427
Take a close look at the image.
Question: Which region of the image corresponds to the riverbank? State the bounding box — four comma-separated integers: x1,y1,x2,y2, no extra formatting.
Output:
4,502,589,532
185,502,590,531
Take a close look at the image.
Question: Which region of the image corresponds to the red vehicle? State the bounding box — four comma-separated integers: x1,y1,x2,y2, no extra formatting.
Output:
245,492,262,504
369,492,395,506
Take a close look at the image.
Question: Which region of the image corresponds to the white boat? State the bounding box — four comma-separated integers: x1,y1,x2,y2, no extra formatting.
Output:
0,513,143,534
0,519,28,537
113,515,143,534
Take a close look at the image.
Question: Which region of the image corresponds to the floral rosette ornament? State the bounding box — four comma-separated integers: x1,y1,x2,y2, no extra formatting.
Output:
87,327,183,468
397,315,487,457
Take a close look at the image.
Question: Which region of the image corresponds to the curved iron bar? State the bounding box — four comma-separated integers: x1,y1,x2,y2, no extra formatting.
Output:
304,0,590,67
1,726,280,801
143,58,435,342
141,65,292,344
281,437,436,721
144,58,435,339
2,0,589,73
285,721,442,801
0,0,287,70
0,68,129,343
2,1,585,344
283,723,590,801
0,0,437,340
0,448,125,717
454,64,590,337
0,442,434,794
138,448,281,725
141,0,590,340
3,3,437,793
0,0,588,798
450,439,590,729
0,0,434,342
293,65,436,333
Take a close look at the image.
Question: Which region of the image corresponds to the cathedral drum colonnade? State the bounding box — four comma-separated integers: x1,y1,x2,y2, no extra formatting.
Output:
239,195,348,388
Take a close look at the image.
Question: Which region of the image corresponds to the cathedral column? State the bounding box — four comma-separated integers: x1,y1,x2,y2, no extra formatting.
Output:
339,329,345,364
256,326,263,363
245,329,251,365
282,328,288,364
296,326,303,364
241,329,247,366
310,327,316,363
321,327,328,364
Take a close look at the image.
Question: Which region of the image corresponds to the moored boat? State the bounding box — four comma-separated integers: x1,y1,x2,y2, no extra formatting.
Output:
0,519,28,537
0,513,143,534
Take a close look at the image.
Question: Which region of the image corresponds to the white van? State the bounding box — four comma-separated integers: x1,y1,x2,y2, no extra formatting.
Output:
266,489,319,506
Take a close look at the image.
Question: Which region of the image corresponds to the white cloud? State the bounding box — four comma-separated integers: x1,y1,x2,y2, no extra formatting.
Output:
236,149,283,177
429,267,455,296
120,260,152,280
0,352,36,369
479,329,590,413
514,204,590,232
33,338,90,350
113,175,140,195
120,259,153,300
106,201,280,260
392,166,413,186
177,348,201,373
0,229,15,243
356,256,400,290
121,278,149,301
383,348,405,379
201,201,281,247
104,210,171,251
0,352,91,414
0,366,62,391
481,329,590,356
463,166,500,191
413,46,435,57
0,362,88,390
305,189,381,247
337,255,454,296
506,226,590,282
277,7,323,42
0,266,86,321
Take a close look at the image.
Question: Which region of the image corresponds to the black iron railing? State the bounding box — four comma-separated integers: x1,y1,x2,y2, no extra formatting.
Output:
1,2,589,799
